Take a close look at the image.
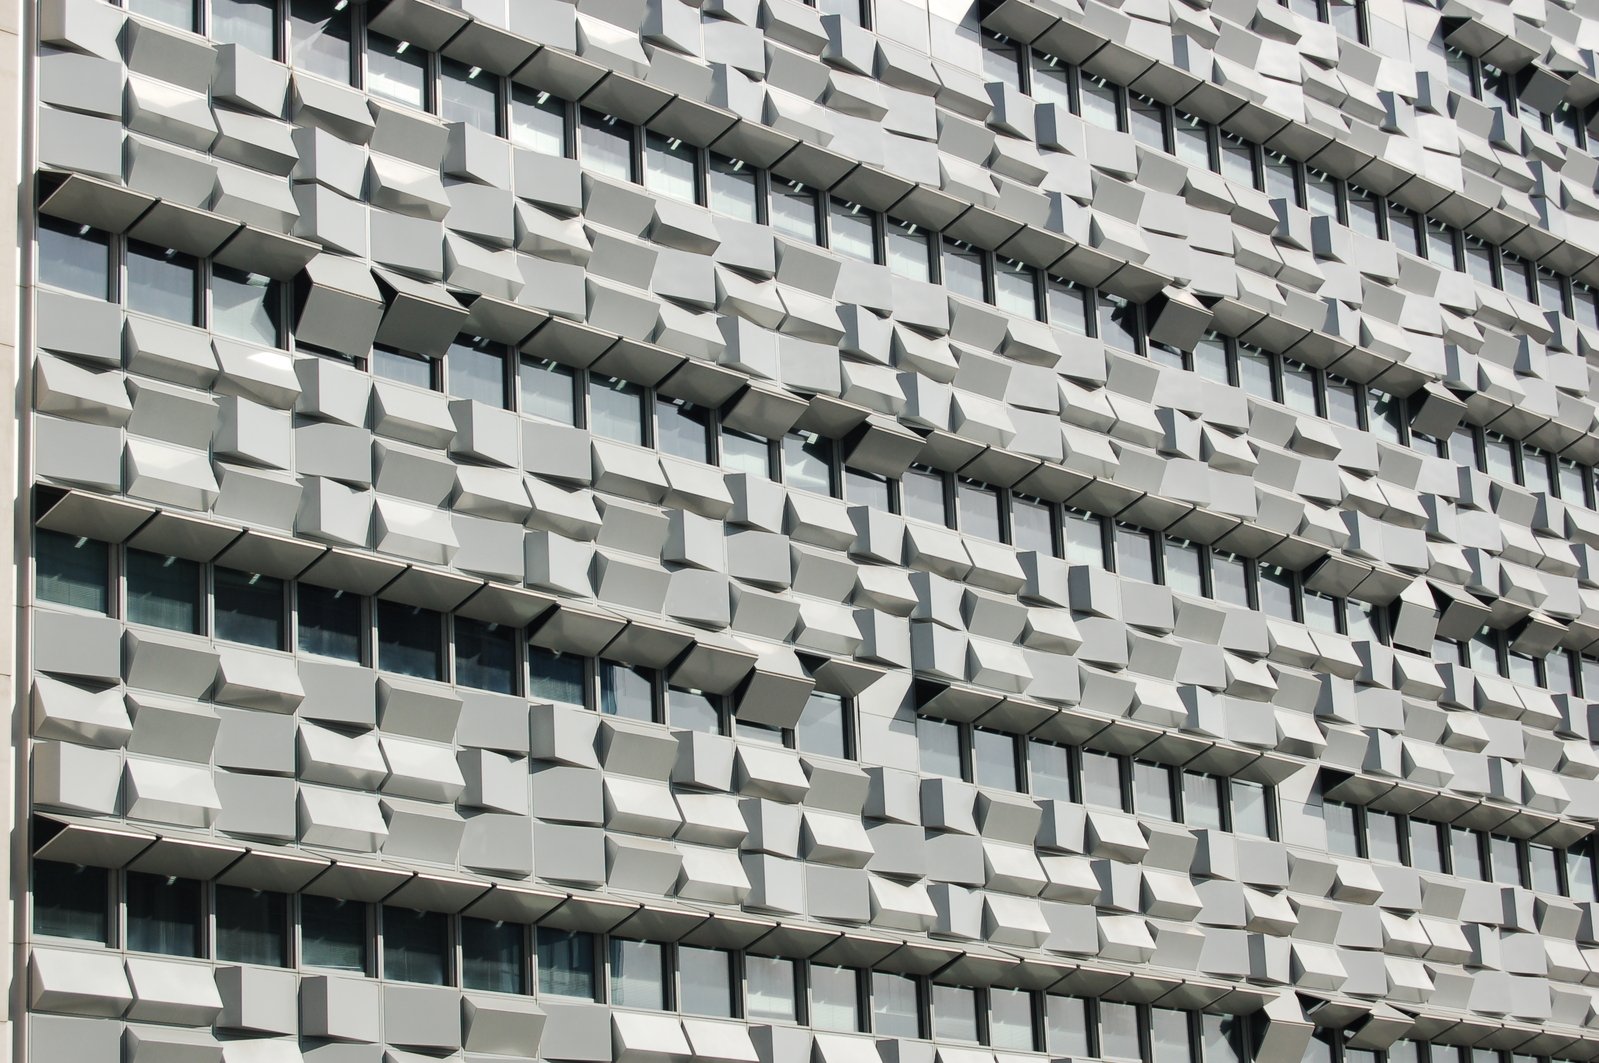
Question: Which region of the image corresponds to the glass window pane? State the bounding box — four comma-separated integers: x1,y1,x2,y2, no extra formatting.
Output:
1218,135,1255,185
679,946,733,1017
1257,564,1296,620
1047,280,1090,334
1174,112,1210,167
993,259,1038,317
448,340,507,407
128,0,196,31
1210,552,1249,608
1324,378,1360,428
1166,540,1203,597
1028,740,1074,802
600,661,655,721
376,599,443,681
610,939,666,1010
796,691,848,759
1150,1007,1190,1063
845,469,892,511
1410,819,1446,874
1346,186,1381,238
125,872,201,957
656,398,711,463
1030,53,1072,108
1201,1013,1244,1063
981,32,1023,90
581,110,636,181
1081,750,1124,809
1280,361,1318,415
990,988,1034,1050
933,985,978,1043
1098,1000,1141,1060
747,956,798,1023
214,567,284,649
942,239,986,302
456,617,517,694
1096,292,1139,352
126,241,196,323
37,217,110,298
1235,345,1274,401
125,550,199,632
511,86,567,155
1528,843,1561,894
901,467,947,526
32,860,107,942
1366,809,1403,863
441,58,497,132
918,716,963,779
770,178,820,243
1264,152,1299,203
644,131,699,203
1568,847,1595,903
886,218,932,281
973,729,1018,791
537,927,595,999
35,529,107,613
462,917,525,994
829,199,876,262
301,894,367,971
871,972,920,1038
1079,75,1120,129
519,358,577,424
1011,497,1054,555
367,32,428,109
212,266,281,346
216,886,287,967
721,430,772,478
383,907,448,985
709,155,759,222
289,0,352,81
1324,800,1359,857
1045,995,1091,1057
373,346,436,389
1115,525,1156,584
782,433,833,494
1304,170,1339,218
299,583,363,662
1426,221,1459,268
1453,830,1485,880
589,376,645,446
1129,94,1167,150
1183,772,1224,831
530,645,588,703
957,480,1002,541
1133,761,1174,819
1231,780,1270,838
1491,835,1523,885
669,687,722,734
811,965,860,1032
1062,511,1103,566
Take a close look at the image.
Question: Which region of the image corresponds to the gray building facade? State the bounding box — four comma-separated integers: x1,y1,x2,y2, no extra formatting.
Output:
14,0,1599,1060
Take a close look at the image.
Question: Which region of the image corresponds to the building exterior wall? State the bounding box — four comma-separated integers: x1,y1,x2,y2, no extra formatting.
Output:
16,0,1599,1060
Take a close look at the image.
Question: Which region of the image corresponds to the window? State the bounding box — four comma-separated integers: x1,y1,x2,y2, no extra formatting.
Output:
373,346,438,390
126,550,201,632
1011,497,1054,555
1263,151,1301,204
1165,539,1204,597
589,376,646,446
448,339,510,408
214,567,285,649
366,33,429,109
1346,184,1382,238
747,955,798,1022
289,0,353,82
455,618,518,694
1173,110,1211,168
580,110,637,182
1490,834,1524,886
1098,1000,1141,1060
1114,524,1157,583
1046,995,1092,1057
1149,1007,1190,1062
811,965,862,1031
32,860,108,942
126,241,198,324
1183,772,1224,831
1231,780,1272,838
871,972,921,1038
678,946,734,1017
299,583,363,662
383,907,448,985
1096,292,1140,353
35,530,107,612
942,238,987,302
770,177,820,243
990,988,1035,1050
1047,278,1090,334
1303,169,1339,219
1568,845,1595,903
1081,750,1126,810
1256,564,1297,621
1200,1012,1245,1062
653,396,710,463
901,466,949,526
441,58,498,132
722,429,773,478
302,894,367,971
511,86,568,155
668,687,723,734
1128,93,1168,151
957,480,1003,541
1028,740,1075,802
212,266,281,346
529,647,586,706
932,984,979,1043
215,886,288,967
519,358,578,425
886,218,932,281
795,691,850,759
376,599,444,681
644,132,700,203
599,661,656,722
1132,761,1175,820
1410,818,1447,874
128,0,196,31
993,258,1039,318
1063,510,1104,566
1209,551,1250,608
610,938,667,1009
828,199,877,262
972,728,1019,791
37,217,111,299
782,432,834,495
980,30,1023,90
1528,843,1561,894
845,468,892,512
1324,799,1361,857
537,927,596,998
1078,73,1122,130
1217,131,1256,186
462,917,525,994
1451,826,1486,880
918,716,963,779
1425,219,1460,270
125,872,202,957
213,0,277,54
1365,809,1404,864
708,154,759,222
